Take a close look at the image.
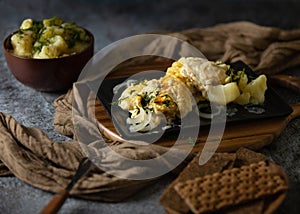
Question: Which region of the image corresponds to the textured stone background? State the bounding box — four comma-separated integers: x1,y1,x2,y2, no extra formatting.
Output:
0,0,300,213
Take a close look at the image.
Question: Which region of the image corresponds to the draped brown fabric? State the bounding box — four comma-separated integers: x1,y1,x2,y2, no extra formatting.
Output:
0,21,298,203
178,21,300,74
0,89,191,201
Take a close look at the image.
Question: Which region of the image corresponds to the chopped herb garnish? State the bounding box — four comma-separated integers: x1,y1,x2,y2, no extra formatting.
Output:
11,16,90,58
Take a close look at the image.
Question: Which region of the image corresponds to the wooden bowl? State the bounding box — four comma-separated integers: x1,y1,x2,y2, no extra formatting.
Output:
3,29,94,92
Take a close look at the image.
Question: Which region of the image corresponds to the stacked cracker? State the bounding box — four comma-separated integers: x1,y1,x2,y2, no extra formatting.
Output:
160,148,288,214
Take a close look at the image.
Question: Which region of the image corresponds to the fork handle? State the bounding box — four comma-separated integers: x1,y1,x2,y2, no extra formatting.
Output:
39,189,69,214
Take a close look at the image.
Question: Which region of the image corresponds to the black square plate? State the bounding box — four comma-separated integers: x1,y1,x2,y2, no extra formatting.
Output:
96,61,293,140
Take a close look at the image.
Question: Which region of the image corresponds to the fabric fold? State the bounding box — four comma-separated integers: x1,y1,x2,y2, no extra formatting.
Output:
0,86,192,201
178,21,300,74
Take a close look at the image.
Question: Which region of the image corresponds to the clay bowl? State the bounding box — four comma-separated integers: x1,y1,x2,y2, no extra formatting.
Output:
3,29,94,92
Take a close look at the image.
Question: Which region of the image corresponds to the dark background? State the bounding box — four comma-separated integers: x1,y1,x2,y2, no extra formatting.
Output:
2,0,300,51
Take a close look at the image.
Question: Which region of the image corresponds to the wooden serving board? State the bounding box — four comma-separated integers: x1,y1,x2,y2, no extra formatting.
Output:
92,61,300,153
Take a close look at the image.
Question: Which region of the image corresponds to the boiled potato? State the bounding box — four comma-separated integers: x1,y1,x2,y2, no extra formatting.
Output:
11,31,34,57
34,35,68,59
206,82,240,105
234,74,267,105
234,92,251,105
20,19,33,30
244,75,267,104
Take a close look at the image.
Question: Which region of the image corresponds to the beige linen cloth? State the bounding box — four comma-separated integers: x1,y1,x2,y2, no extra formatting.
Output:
1,21,300,201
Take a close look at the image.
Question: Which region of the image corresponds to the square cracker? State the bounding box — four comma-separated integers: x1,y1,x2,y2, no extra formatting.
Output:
173,161,287,214
159,152,236,214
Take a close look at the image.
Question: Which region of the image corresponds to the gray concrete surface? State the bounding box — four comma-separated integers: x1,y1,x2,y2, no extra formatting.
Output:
0,0,300,213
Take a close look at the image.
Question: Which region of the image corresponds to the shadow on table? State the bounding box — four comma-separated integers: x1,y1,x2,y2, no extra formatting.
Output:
278,181,300,214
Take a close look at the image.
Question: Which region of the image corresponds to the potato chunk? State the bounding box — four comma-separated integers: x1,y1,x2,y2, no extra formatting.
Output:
235,75,267,105
34,35,68,59
206,82,240,105
20,19,33,30
11,31,34,57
